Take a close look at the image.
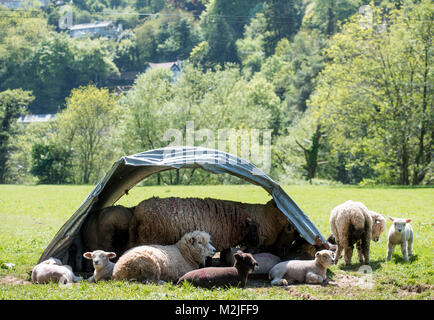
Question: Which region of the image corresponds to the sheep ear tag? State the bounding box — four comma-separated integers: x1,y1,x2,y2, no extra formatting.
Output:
389,217,394,221
406,219,411,223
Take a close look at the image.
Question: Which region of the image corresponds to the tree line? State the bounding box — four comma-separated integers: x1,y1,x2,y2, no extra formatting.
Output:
0,0,432,186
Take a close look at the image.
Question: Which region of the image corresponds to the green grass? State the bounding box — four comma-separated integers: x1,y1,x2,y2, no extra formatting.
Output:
0,184,433,300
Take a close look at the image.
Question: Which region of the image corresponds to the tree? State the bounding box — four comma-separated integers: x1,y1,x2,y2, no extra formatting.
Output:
30,143,73,184
57,85,121,184
262,0,304,56
0,89,34,183
308,0,433,185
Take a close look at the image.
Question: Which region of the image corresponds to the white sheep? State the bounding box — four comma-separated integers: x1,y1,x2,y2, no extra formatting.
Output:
31,258,82,284
83,250,116,282
330,200,386,265
386,217,414,262
269,250,335,286
113,230,216,283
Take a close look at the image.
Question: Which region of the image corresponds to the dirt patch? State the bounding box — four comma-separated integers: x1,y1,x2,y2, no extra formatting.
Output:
328,273,366,289
0,275,31,285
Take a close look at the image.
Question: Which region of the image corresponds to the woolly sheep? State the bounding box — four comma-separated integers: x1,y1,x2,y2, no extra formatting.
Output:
81,205,134,257
113,230,216,283
269,250,335,286
177,250,258,288
31,258,82,284
386,217,414,262
83,250,117,282
128,197,292,255
330,200,386,265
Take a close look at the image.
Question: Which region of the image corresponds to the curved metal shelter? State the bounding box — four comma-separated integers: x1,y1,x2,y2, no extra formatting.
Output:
39,146,326,266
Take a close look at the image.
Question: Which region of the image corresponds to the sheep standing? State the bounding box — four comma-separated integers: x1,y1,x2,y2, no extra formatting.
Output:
330,200,386,265
83,250,117,282
113,230,216,283
269,250,335,286
386,217,414,262
177,250,258,288
31,258,82,284
128,197,292,255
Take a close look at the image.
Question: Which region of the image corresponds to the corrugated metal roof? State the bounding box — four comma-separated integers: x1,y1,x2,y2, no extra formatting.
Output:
69,21,113,31
38,146,325,266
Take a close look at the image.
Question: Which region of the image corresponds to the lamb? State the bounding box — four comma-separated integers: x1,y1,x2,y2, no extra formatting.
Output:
269,250,335,286
330,200,386,265
386,217,414,262
128,197,293,255
221,248,281,275
31,258,82,284
113,230,216,283
177,250,258,288
83,250,117,282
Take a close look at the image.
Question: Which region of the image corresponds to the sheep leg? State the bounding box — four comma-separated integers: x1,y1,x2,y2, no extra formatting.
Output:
344,245,353,265
386,243,395,261
401,243,409,262
361,235,370,265
334,245,344,265
356,241,364,264
407,239,413,258
305,272,323,284
270,278,288,286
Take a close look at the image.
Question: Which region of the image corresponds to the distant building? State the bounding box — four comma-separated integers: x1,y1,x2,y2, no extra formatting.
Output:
146,60,183,79
17,114,56,125
69,21,122,39
0,0,49,9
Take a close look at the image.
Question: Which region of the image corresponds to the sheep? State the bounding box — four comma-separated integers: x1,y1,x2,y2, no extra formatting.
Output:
269,250,335,286
81,205,134,270
112,230,216,283
83,250,116,282
386,217,414,262
177,250,258,288
330,200,386,265
31,258,82,284
221,248,281,275
128,197,293,256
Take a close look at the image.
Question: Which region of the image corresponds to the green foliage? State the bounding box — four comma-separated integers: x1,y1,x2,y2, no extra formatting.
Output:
308,0,433,185
0,89,34,183
56,85,121,184
30,143,73,184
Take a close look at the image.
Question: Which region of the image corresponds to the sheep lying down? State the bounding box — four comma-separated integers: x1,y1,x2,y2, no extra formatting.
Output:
269,250,335,286
113,230,216,283
177,250,258,288
32,258,82,284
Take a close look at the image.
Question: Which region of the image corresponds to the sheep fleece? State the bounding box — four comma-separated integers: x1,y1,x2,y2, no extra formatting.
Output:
129,197,288,251
113,231,211,282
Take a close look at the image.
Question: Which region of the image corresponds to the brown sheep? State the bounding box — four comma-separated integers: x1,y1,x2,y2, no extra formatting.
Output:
177,250,258,288
330,200,386,265
128,197,291,255
81,205,134,257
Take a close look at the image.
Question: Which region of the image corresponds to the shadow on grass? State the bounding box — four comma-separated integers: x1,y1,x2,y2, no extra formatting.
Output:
389,253,419,264
337,258,384,272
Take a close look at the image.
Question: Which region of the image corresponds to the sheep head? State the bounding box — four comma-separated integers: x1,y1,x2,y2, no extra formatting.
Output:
83,250,116,270
370,211,386,241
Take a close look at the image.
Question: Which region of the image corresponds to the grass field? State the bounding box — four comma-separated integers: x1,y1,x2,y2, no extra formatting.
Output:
0,184,433,300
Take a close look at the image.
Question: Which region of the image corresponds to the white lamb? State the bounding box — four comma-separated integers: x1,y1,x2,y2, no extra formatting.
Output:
83,250,116,282
32,258,82,284
386,217,414,262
